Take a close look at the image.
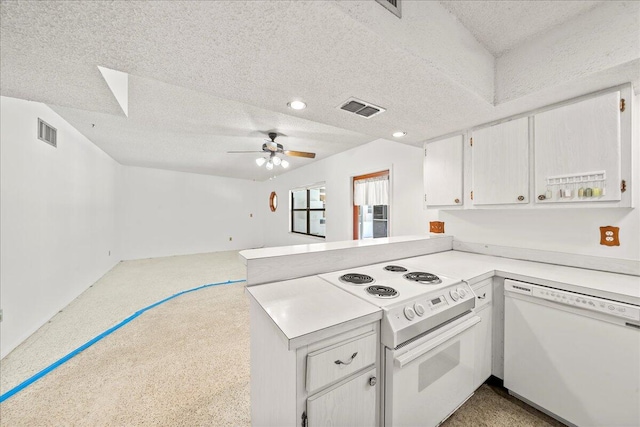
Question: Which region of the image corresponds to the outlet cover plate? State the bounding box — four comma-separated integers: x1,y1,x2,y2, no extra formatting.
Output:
599,226,620,246
430,221,445,233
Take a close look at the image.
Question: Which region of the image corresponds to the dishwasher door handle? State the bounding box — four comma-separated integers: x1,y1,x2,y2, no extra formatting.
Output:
394,315,481,368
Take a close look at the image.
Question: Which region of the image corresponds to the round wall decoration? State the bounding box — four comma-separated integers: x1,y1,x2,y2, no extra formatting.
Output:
269,191,278,212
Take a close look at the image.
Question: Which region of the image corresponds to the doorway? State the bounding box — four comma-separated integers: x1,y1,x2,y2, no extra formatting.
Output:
352,170,389,240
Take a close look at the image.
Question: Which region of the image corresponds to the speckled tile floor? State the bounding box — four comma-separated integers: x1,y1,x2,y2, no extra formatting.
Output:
0,251,565,426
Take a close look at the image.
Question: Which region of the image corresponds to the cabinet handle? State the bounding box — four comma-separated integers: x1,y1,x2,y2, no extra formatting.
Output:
538,194,546,200
477,293,486,300
369,376,377,386
454,198,460,204
518,195,525,201
334,352,358,365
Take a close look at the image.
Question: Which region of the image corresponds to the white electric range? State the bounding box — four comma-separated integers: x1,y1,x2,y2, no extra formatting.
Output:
318,259,480,427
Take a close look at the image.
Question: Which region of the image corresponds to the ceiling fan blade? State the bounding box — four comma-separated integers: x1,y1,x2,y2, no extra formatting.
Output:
284,150,316,159
227,151,265,154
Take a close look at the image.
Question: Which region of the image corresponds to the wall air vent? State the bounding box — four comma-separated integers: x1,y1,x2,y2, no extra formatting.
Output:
338,98,386,119
38,118,57,147
376,0,401,18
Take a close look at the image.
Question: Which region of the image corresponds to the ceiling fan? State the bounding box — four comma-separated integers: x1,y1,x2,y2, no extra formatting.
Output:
228,132,316,170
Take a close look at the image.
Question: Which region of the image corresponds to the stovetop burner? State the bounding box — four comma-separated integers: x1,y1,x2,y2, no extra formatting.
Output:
339,273,375,285
366,285,399,299
403,272,442,284
383,265,408,272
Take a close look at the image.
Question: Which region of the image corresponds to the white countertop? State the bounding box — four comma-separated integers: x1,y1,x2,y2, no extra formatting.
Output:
246,248,639,352
239,234,450,262
407,251,640,305
246,276,382,350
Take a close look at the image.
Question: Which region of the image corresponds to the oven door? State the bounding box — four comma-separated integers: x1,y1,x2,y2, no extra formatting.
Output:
384,313,480,427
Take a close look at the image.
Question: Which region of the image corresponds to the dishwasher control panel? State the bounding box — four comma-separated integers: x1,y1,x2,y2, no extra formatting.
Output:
506,280,640,321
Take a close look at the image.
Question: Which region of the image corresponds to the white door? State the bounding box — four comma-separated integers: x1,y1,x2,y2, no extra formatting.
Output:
534,91,622,203
423,135,464,207
307,367,376,427
471,117,529,205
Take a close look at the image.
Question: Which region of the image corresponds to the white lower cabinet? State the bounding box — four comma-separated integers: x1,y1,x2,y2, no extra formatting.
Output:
307,367,377,427
304,331,378,427
472,279,493,388
473,306,492,388
250,299,379,427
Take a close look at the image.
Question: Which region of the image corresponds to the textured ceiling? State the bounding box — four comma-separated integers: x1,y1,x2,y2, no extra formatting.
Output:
440,1,605,56
50,75,371,181
1,1,638,181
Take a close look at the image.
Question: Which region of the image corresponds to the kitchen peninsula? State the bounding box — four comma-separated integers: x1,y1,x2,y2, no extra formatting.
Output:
241,235,640,427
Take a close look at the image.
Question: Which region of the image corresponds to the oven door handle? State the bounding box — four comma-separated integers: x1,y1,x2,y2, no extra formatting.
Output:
394,315,481,368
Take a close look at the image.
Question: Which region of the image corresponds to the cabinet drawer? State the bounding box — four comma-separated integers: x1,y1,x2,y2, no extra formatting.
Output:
306,331,376,394
473,280,493,310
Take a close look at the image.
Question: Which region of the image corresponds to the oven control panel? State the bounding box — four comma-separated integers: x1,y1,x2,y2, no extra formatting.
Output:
382,282,476,348
398,282,475,321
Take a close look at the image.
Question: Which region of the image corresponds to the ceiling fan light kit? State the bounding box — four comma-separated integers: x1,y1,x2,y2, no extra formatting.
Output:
228,132,315,172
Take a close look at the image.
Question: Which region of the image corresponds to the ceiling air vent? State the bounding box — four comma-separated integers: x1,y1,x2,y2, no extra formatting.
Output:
338,98,386,119
38,118,57,147
376,0,401,18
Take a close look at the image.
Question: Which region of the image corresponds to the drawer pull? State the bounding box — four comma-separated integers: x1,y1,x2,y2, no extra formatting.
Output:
369,376,377,386
477,293,486,300
334,352,358,365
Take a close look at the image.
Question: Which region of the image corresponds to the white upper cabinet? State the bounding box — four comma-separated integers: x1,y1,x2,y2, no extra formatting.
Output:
424,135,464,207
534,91,622,204
471,117,529,205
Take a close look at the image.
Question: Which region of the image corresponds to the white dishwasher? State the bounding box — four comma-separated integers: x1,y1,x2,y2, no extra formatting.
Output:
504,279,640,427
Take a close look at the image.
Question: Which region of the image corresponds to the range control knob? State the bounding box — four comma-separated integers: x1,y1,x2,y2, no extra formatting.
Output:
458,288,467,298
404,306,416,321
414,303,426,316
450,290,460,301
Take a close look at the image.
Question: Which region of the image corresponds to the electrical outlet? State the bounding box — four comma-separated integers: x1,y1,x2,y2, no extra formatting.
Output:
599,226,620,246
430,221,445,233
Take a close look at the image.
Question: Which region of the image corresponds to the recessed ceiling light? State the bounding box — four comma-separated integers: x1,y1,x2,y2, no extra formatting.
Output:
288,100,306,110
393,131,407,138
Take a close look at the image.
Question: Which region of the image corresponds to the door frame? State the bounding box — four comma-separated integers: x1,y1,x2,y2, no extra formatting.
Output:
352,169,389,240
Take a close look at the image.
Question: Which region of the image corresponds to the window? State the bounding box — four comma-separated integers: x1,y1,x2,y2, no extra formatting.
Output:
291,185,326,238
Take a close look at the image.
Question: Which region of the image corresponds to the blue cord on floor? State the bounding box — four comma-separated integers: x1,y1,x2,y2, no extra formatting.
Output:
0,279,246,403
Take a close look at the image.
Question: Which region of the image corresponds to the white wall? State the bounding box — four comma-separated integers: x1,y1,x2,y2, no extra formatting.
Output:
117,166,263,260
427,93,640,262
0,97,120,358
260,139,425,247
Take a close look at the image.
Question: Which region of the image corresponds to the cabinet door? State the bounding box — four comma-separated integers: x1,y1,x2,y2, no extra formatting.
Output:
474,305,492,389
307,367,376,427
534,91,622,203
424,135,464,207
471,117,529,205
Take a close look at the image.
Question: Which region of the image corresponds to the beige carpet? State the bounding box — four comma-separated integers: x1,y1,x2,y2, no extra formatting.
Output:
0,280,250,426
1,250,246,394
1,250,565,426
